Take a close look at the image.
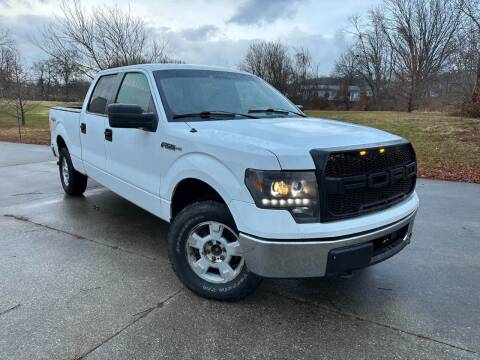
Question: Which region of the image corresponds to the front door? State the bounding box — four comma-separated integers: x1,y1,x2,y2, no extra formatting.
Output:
105,71,161,196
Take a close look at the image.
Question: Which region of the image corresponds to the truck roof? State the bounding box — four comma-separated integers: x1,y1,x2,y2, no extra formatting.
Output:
97,63,248,75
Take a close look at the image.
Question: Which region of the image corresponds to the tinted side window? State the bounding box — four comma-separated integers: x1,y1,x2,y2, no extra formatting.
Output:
115,73,155,113
88,74,118,115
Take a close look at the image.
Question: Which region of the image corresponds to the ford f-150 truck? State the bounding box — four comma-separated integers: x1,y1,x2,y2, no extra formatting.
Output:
50,64,419,300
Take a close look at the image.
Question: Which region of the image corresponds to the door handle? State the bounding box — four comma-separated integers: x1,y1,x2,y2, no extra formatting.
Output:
104,128,112,142
80,123,86,134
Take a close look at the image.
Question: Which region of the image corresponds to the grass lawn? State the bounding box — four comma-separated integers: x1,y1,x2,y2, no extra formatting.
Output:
307,110,480,183
0,101,79,145
0,102,478,183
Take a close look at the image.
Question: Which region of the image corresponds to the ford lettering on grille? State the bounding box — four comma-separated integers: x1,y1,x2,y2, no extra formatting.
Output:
341,162,417,191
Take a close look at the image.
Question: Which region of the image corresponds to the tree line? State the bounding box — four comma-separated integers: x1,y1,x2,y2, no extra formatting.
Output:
1,0,480,129
0,0,179,127
334,0,480,116
243,0,480,116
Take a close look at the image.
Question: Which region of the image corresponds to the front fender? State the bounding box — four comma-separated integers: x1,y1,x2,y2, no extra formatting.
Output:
161,152,253,205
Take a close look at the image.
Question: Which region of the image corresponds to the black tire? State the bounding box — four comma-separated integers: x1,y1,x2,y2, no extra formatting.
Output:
59,147,88,196
168,201,262,301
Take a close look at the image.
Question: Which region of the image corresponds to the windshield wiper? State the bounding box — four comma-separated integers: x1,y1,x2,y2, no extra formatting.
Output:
248,108,306,117
173,111,258,120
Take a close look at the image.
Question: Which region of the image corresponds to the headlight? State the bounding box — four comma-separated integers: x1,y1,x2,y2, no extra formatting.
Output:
245,169,319,223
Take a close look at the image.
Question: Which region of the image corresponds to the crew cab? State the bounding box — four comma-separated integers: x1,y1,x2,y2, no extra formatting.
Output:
50,64,419,300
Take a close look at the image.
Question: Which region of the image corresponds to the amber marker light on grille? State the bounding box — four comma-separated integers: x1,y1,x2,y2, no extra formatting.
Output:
359,150,367,156
379,148,386,154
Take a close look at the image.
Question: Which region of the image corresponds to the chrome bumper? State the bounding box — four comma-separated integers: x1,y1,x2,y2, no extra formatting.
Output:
239,210,416,278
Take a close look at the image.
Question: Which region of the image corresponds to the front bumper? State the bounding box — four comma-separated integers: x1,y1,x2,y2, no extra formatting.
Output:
239,209,416,278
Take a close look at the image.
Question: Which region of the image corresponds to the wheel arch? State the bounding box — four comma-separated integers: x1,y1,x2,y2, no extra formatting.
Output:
53,121,87,174
162,153,252,220
56,134,67,151
170,178,228,220
53,122,70,153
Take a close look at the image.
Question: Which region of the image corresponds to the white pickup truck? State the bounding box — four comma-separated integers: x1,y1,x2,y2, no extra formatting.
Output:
50,64,419,300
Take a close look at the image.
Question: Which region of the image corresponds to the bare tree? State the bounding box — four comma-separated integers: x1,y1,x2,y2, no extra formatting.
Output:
0,27,16,99
456,0,480,114
240,40,293,94
9,60,28,127
334,50,358,110
348,9,395,109
0,27,35,130
51,51,82,101
37,0,175,77
32,59,58,100
290,47,318,102
384,0,461,112
3,53,36,134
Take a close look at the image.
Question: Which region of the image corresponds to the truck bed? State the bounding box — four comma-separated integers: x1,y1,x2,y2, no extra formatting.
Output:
51,106,82,113
50,106,83,163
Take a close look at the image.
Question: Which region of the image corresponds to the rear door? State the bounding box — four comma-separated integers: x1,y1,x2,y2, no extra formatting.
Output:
82,74,120,172
105,71,161,196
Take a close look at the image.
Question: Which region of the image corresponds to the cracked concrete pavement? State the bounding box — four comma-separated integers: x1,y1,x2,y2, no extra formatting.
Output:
0,141,479,359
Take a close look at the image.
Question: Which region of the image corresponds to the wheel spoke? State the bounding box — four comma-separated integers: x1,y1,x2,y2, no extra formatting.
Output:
218,262,235,282
192,258,209,275
226,241,242,256
209,223,223,240
187,233,205,250
186,221,244,284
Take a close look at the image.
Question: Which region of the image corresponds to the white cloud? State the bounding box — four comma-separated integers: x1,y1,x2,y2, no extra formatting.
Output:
0,14,52,65
227,0,308,25
158,25,352,74
179,25,220,42
0,0,380,74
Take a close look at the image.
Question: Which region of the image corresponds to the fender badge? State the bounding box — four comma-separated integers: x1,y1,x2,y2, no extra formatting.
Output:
161,142,182,151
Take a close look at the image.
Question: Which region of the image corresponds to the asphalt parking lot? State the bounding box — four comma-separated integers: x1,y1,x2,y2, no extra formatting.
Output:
0,141,479,360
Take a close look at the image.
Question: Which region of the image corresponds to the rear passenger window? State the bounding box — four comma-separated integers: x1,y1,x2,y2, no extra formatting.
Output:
115,73,155,113
88,74,118,115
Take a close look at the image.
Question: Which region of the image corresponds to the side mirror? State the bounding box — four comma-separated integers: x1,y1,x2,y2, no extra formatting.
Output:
296,104,304,112
107,104,157,131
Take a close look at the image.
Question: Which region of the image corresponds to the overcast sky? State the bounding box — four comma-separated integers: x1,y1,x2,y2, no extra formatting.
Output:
0,0,380,75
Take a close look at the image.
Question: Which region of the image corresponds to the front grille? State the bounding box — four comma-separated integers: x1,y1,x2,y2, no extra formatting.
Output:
324,144,414,177
311,142,416,222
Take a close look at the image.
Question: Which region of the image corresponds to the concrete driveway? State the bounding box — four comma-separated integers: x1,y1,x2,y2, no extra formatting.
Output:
0,141,479,360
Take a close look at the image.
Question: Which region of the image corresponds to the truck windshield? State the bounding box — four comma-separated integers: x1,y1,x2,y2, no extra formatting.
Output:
153,69,304,122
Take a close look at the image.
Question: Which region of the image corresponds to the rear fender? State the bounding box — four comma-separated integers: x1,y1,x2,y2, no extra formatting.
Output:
54,123,86,174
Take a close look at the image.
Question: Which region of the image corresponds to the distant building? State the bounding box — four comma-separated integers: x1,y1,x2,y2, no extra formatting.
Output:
301,77,370,102
312,84,361,102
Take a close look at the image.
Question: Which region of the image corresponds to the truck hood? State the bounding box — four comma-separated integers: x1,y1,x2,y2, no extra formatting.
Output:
187,117,403,169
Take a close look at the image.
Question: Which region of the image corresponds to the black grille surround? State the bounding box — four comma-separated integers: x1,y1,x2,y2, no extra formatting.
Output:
310,140,417,222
